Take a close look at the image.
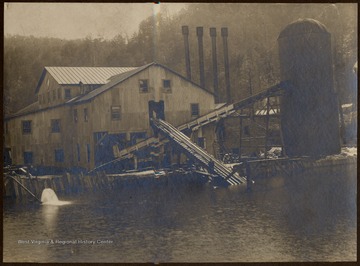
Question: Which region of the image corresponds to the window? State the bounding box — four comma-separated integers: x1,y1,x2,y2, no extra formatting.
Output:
73,109,78,123
139,79,149,93
243,125,250,136
65,89,71,99
163,79,172,93
84,108,88,122
111,106,121,120
58,88,61,99
51,119,61,133
52,90,56,101
198,137,206,149
48,91,51,103
55,149,64,162
22,120,32,134
47,78,50,88
191,103,199,117
23,152,33,164
86,144,91,163
77,144,81,162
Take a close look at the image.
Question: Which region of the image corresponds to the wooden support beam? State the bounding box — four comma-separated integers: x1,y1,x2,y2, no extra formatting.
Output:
264,96,270,159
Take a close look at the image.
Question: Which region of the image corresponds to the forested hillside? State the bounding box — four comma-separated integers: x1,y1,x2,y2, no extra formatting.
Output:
4,3,357,115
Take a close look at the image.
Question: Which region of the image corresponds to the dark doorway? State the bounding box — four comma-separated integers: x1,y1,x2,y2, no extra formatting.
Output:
148,100,165,120
4,148,12,166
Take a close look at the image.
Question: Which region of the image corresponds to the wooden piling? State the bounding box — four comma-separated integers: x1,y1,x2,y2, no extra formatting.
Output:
246,162,252,191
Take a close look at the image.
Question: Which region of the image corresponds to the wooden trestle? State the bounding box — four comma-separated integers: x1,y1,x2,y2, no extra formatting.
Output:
89,81,289,174
152,118,246,186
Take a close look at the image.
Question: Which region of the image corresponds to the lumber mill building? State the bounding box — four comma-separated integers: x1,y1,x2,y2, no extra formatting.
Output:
4,62,222,171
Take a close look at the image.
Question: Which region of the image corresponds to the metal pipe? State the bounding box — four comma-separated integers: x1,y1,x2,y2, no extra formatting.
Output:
182,26,191,80
210,27,219,103
196,27,205,88
9,175,41,202
221,27,231,103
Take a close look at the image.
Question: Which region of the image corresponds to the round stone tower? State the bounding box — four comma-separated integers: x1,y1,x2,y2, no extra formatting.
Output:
278,19,341,157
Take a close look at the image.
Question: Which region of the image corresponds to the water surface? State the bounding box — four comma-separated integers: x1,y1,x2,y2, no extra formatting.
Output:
3,170,357,262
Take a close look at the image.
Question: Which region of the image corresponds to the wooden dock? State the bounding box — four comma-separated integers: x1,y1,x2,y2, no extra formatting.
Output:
3,154,356,201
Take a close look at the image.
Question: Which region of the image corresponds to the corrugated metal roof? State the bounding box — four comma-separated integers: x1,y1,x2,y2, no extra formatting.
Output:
74,62,215,104
6,62,215,120
74,63,152,103
45,67,137,85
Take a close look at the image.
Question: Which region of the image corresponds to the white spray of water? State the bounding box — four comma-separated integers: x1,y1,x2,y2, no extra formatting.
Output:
41,188,71,206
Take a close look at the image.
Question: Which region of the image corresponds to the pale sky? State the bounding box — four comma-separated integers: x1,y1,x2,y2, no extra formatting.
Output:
4,2,187,40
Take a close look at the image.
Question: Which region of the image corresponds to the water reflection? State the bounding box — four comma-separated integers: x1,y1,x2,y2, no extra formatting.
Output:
41,205,59,232
3,171,356,262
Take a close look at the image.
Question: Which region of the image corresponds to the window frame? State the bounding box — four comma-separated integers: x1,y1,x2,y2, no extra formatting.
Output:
51,119,61,133
84,108,89,122
190,103,200,117
22,120,32,134
111,106,121,121
162,79,172,93
64,89,71,100
54,149,64,163
139,79,149,93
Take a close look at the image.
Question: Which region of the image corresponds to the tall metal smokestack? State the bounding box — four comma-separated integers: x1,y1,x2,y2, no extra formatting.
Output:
210,27,219,103
221,27,231,103
196,27,205,88
182,26,191,80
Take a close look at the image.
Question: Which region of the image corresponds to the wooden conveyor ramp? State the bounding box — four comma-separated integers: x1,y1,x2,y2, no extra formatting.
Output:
90,82,287,174
152,118,246,186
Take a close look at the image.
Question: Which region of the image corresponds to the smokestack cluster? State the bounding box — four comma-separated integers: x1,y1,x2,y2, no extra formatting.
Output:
181,26,231,104
182,26,191,80
210,27,219,103
221,27,231,103
196,27,205,88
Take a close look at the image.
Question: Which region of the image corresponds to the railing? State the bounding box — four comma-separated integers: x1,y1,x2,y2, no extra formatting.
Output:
152,118,246,186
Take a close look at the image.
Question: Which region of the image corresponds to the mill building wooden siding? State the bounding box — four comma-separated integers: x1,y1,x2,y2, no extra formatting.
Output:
90,65,215,131
5,105,75,167
75,64,216,169
37,72,81,108
5,64,217,171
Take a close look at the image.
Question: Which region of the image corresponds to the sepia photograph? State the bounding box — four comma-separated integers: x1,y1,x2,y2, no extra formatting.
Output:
3,2,357,263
